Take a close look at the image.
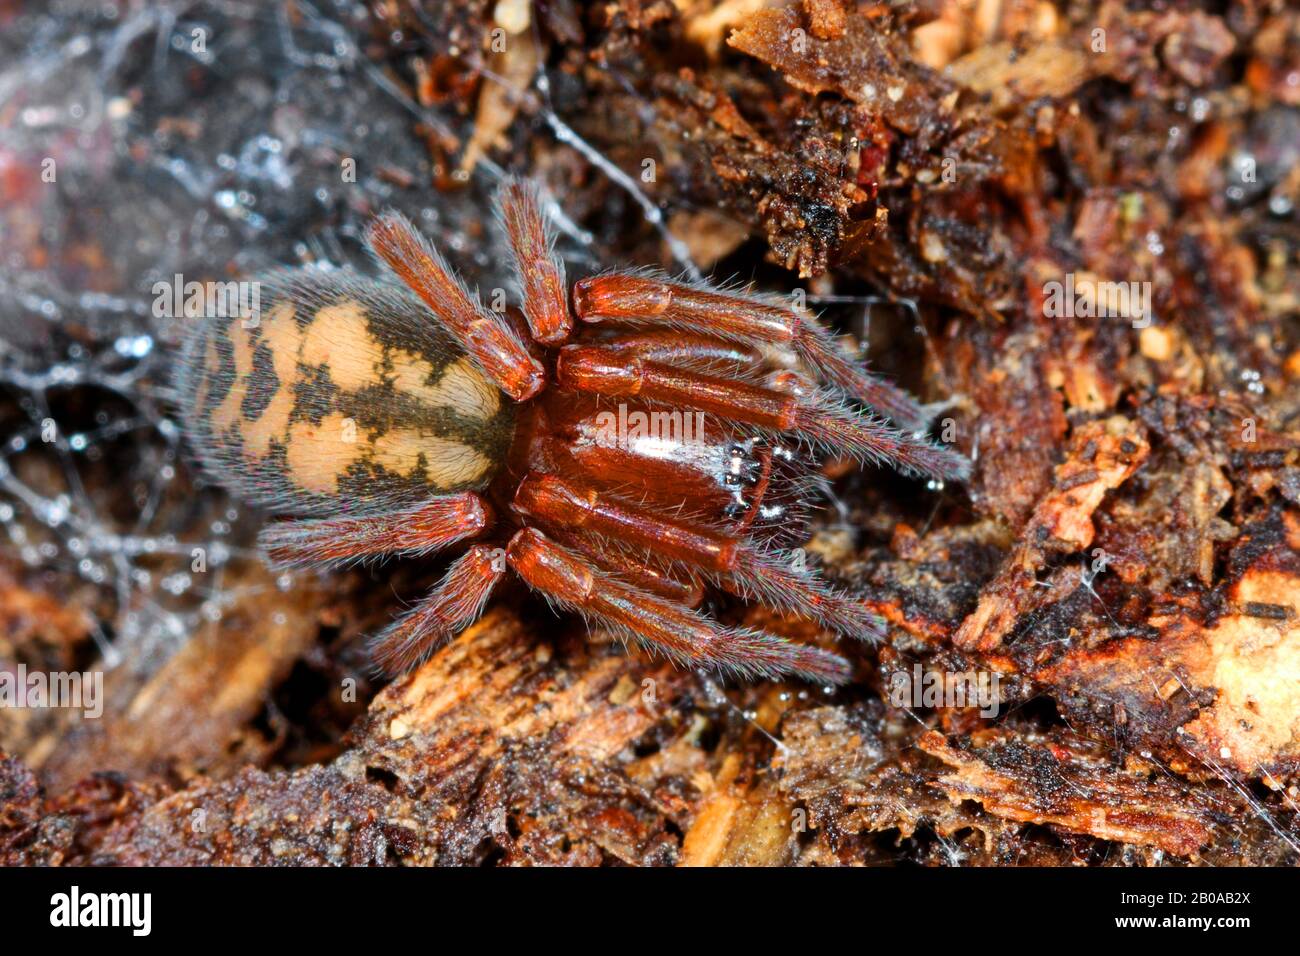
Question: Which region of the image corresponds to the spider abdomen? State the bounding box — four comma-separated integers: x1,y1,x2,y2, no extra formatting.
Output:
178,271,515,516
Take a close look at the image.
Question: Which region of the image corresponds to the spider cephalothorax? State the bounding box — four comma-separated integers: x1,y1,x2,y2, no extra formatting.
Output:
178,180,968,682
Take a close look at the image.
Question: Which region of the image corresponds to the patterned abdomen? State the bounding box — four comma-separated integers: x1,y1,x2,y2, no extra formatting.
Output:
178,271,515,517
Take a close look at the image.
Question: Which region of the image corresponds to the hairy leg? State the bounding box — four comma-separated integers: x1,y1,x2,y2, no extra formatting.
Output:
370,544,506,674
550,527,705,607
573,273,930,430
722,547,886,642
556,344,968,481
602,329,767,371
496,178,572,345
512,474,879,639
505,528,852,684
367,211,545,401
259,493,491,570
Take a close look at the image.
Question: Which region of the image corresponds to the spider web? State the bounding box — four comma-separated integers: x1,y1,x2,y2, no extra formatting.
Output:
0,0,710,679
0,1,527,677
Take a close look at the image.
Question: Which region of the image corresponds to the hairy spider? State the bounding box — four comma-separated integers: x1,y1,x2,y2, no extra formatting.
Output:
178,180,968,683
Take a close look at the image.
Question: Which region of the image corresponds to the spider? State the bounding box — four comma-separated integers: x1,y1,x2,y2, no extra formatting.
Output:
178,180,968,683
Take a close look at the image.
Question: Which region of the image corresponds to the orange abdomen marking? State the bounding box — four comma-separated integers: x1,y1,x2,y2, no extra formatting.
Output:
178,271,515,516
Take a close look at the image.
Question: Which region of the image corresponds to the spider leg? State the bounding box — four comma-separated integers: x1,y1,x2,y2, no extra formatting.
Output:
258,493,491,570
370,544,506,674
513,474,880,640
367,211,545,401
607,331,820,395
603,329,766,369
720,547,887,641
551,528,705,607
505,527,852,684
574,274,930,430
496,178,572,345
556,345,969,481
